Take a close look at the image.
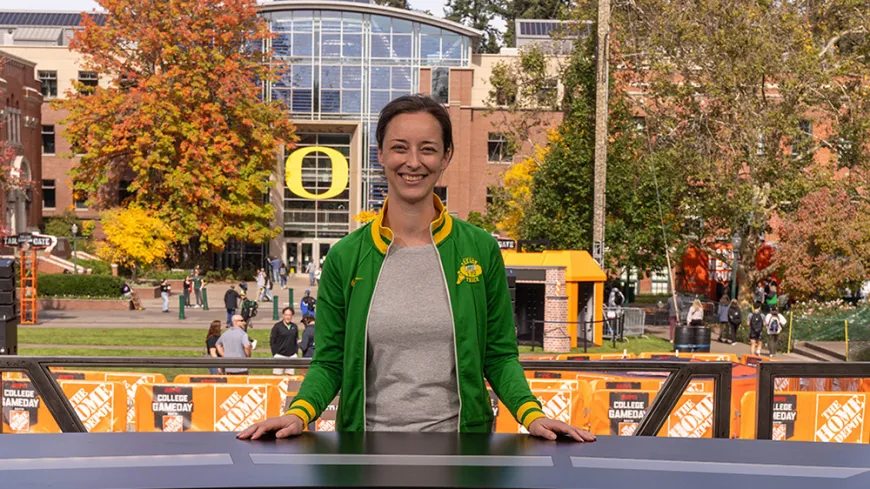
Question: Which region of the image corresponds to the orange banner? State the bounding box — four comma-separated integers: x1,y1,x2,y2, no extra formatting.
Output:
494,379,589,433
1,378,60,434
104,372,167,431
739,391,870,442
589,389,657,436
58,380,127,433
662,392,715,438
134,383,281,432
554,353,636,360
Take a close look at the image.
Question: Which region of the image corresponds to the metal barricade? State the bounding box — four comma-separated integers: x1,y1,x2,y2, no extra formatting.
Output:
605,307,646,338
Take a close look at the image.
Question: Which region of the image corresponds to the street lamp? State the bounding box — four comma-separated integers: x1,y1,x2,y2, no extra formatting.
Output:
731,232,741,300
71,223,78,275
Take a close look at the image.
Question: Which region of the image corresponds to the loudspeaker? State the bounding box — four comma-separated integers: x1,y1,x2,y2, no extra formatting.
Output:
0,258,15,280
0,290,15,305
0,317,18,355
0,304,19,319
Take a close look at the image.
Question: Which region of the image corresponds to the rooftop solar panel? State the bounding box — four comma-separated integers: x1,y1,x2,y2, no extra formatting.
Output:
0,11,106,27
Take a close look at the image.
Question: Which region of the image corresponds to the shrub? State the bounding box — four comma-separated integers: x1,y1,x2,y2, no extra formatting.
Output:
38,274,126,298
77,258,111,275
140,270,190,281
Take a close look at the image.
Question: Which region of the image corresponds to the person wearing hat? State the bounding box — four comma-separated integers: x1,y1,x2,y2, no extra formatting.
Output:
300,290,316,317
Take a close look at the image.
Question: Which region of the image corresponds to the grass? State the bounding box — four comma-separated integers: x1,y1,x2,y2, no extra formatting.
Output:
19,328,274,348
518,336,673,355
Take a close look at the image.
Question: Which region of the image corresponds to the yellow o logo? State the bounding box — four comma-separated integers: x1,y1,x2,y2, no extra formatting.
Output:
285,146,349,200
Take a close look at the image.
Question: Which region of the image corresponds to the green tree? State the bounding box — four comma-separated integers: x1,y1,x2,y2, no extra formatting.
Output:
58,0,295,254
446,0,501,53
612,0,870,301
373,0,410,9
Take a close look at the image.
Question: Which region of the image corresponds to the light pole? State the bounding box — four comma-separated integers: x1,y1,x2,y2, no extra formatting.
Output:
71,223,78,275
731,233,741,300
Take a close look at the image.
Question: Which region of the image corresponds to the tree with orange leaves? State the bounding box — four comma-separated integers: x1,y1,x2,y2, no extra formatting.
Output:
58,0,295,254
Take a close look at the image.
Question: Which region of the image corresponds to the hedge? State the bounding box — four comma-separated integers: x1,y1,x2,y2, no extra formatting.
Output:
76,258,111,276
38,274,126,298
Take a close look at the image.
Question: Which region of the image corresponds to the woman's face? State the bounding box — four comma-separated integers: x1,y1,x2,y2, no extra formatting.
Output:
378,111,452,206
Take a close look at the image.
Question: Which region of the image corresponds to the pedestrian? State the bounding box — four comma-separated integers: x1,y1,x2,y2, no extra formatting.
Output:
120,282,132,299
223,285,240,325
216,315,251,375
239,94,593,442
300,313,315,358
256,269,267,302
717,294,730,342
727,298,742,345
193,270,204,308
279,262,288,289
607,285,625,308
315,265,322,286
270,255,282,284
667,295,679,343
264,276,274,302
748,302,765,356
687,299,704,326
183,275,192,308
764,306,786,358
159,279,171,313
300,290,316,317
753,281,765,306
240,292,259,330
766,281,779,313
306,261,316,286
205,320,223,375
270,306,299,375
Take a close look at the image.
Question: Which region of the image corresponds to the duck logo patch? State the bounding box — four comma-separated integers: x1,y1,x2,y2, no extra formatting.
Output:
457,257,482,285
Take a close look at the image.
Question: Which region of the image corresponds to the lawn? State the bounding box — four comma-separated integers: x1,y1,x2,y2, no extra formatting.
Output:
518,336,673,355
19,328,273,348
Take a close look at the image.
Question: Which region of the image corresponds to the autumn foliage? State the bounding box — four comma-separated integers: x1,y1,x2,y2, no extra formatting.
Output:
59,0,295,251
773,188,870,302
98,207,174,279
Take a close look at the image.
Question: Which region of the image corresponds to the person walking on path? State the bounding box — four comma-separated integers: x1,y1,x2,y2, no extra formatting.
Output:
264,276,274,302
726,298,742,345
193,270,204,308
270,307,299,375
270,256,282,284
205,320,223,375
256,269,267,302
239,94,593,443
300,290,316,317
667,296,679,343
240,292,259,330
748,302,765,356
224,285,240,325
183,275,192,308
279,262,288,289
216,315,251,374
716,295,730,342
159,279,171,313
687,299,704,326
300,313,315,358
306,261,316,286
764,306,786,358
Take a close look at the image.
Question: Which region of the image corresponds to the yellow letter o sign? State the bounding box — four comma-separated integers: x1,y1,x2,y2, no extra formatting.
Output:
285,146,350,200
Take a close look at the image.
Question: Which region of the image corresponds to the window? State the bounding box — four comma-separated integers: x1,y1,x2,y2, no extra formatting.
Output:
74,191,88,210
38,71,57,98
42,180,56,209
434,186,448,207
536,78,557,106
487,133,513,162
41,125,55,154
431,67,449,104
4,102,21,145
78,71,98,94
650,270,671,295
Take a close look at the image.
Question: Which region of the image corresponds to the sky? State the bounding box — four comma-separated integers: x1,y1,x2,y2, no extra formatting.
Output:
18,0,448,17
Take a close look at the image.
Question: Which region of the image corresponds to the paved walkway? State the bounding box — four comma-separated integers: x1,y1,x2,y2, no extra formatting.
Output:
645,325,815,362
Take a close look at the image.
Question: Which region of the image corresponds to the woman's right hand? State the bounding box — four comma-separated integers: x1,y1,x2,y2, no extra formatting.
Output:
236,413,304,440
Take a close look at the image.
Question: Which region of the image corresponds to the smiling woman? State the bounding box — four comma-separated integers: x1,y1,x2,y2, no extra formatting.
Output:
238,95,596,443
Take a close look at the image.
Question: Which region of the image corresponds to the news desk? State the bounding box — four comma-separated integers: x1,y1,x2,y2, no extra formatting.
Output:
1,432,868,489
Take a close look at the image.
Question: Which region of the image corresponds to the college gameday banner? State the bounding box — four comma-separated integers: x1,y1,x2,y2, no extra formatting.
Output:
51,370,108,381
58,380,127,433
588,389,656,436
1,378,60,434
739,391,870,442
172,374,246,384
134,383,281,432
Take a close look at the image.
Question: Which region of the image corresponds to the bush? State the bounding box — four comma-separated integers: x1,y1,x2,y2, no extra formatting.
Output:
38,274,126,298
77,258,111,275
140,270,190,281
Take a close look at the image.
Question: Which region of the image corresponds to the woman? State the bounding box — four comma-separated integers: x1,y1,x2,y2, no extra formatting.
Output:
205,320,223,375
687,299,705,326
239,95,594,442
183,275,192,308
159,279,171,313
300,313,315,358
726,298,742,345
717,294,730,342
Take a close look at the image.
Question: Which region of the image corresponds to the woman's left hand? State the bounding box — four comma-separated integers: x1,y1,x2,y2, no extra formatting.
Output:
528,417,596,442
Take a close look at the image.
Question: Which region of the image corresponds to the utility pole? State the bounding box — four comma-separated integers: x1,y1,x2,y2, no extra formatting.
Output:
592,0,610,267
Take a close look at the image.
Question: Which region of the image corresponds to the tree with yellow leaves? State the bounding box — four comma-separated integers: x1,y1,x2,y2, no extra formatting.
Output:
98,207,174,280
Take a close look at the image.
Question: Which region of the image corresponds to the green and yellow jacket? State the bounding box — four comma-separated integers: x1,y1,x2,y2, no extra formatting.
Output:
286,195,545,432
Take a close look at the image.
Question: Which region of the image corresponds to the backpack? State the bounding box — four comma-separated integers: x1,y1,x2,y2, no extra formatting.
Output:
749,312,764,332
241,299,258,319
767,314,782,335
728,308,741,325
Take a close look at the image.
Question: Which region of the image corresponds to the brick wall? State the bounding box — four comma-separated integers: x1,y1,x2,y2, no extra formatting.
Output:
543,268,570,352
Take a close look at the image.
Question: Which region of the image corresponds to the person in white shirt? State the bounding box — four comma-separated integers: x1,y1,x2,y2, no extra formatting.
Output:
764,307,786,358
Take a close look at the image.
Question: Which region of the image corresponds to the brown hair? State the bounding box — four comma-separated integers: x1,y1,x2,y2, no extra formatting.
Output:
206,320,222,340
375,94,454,154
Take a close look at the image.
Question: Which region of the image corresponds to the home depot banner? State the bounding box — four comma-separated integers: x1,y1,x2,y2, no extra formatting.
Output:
104,373,167,432
58,380,127,433
1,378,60,433
494,379,587,433
739,391,870,442
663,393,715,438
134,383,281,432
311,397,340,432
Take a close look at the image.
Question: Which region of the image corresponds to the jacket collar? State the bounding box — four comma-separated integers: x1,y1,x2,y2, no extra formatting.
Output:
371,194,453,254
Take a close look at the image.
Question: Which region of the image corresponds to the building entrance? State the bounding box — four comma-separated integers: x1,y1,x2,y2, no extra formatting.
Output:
285,240,337,277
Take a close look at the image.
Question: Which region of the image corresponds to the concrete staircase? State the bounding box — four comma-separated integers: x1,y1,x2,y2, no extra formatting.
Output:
791,341,847,362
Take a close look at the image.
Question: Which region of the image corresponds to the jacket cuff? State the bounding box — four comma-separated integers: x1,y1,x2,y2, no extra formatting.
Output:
284,399,316,425
516,401,546,429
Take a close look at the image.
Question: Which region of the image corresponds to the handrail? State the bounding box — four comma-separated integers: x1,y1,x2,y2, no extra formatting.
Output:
0,356,732,438
756,361,870,440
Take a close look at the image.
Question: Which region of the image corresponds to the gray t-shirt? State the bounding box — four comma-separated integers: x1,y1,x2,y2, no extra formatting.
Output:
365,244,460,432
216,327,250,373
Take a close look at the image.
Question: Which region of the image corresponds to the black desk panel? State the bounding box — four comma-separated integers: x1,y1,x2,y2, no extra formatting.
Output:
0,432,868,489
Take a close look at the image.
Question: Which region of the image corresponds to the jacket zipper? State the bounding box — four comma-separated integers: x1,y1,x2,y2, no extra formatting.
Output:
430,233,462,432
362,242,391,431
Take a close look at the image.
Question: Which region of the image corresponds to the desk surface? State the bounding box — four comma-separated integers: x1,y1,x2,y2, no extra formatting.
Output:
0,432,868,489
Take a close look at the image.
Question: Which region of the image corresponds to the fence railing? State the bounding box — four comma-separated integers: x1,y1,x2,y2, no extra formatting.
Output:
518,316,625,352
